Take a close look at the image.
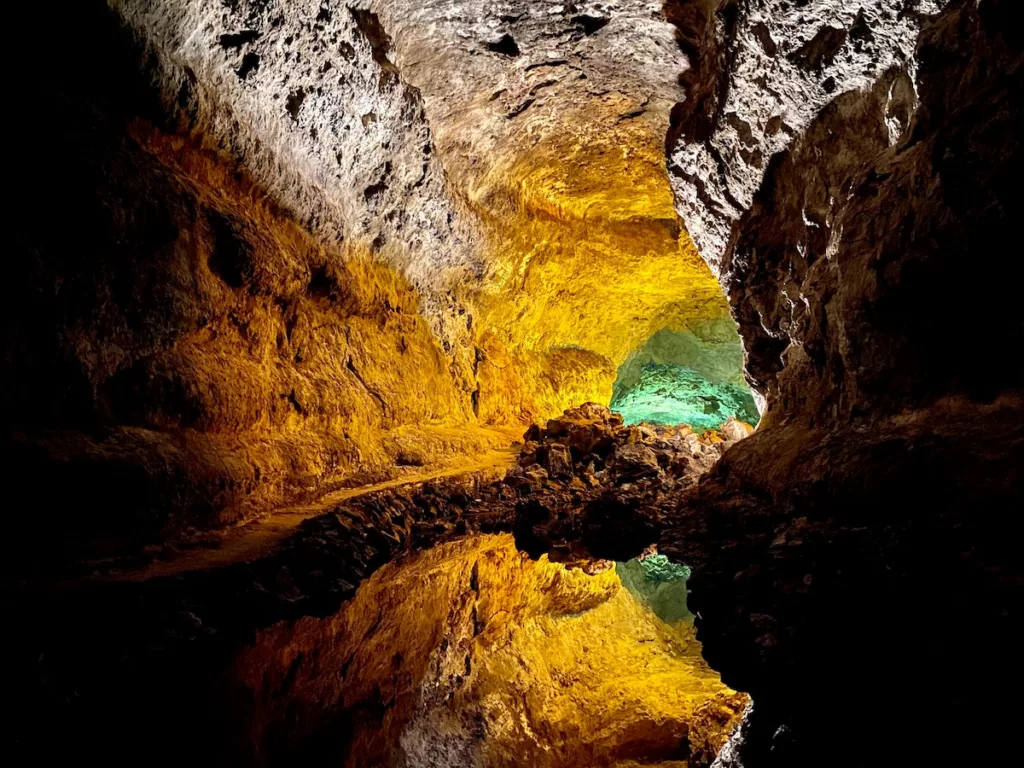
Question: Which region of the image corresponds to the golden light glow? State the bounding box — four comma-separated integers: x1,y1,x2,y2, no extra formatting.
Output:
462,108,731,425
234,534,746,765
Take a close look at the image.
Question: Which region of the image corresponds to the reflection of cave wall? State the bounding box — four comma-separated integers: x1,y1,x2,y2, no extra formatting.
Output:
610,323,759,429
617,554,695,625
231,535,746,767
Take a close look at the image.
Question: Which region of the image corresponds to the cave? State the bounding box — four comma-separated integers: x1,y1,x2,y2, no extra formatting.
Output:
5,2,1022,767
610,324,760,429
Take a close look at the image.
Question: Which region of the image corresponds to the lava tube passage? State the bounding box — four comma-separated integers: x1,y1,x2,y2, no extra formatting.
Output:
610,322,760,429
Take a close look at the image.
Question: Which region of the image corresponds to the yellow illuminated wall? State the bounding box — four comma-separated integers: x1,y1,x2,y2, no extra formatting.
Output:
461,108,733,425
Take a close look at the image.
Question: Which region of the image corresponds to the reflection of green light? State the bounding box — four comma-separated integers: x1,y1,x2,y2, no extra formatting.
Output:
639,554,691,583
617,555,694,625
610,362,759,430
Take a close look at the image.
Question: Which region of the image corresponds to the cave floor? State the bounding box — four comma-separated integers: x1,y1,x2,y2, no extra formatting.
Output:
83,445,518,584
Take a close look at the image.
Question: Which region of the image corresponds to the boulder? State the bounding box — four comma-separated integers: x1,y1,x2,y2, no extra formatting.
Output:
545,444,574,479
719,417,755,443
608,444,662,483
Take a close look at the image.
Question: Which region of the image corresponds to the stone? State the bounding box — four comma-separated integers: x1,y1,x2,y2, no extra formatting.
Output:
608,443,663,483
522,465,549,490
517,440,541,468
545,443,574,479
719,417,754,443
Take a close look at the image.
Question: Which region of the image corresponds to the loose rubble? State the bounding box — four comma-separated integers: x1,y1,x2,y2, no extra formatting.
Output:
289,403,753,571
514,402,747,491
501,402,752,566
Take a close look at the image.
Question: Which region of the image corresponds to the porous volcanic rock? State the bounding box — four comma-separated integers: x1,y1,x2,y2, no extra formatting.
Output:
6,1,744,557
518,2,1024,766
6,1,1023,766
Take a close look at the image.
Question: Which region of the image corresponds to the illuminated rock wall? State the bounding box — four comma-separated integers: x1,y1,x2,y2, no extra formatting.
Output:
379,0,737,422
104,0,737,426
7,1,744,547
611,324,759,429
7,68,509,551
520,2,1024,765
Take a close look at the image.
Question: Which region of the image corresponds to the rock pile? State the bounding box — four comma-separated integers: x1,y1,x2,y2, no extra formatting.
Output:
504,403,753,566
293,403,755,571
509,402,752,493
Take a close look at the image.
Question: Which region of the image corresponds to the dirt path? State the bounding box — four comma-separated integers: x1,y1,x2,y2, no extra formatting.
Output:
96,447,518,583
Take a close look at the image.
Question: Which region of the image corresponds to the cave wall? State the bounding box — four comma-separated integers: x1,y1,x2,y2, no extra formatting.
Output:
104,0,742,427
655,1,1023,764
664,0,1023,418
508,1,1021,764
9,2,1019,762
5,2,504,555
6,1,750,550
610,321,759,428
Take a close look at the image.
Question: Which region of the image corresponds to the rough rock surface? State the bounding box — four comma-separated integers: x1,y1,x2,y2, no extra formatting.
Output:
507,404,752,567
665,0,1022,412
6,1,1023,766
108,0,738,410
6,1,745,554
665,0,947,271
517,1,1024,766
511,403,750,565
5,2,511,561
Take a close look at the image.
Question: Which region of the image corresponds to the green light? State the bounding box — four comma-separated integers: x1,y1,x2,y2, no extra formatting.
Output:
610,323,759,430
617,554,694,625
637,554,691,583
610,362,759,430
